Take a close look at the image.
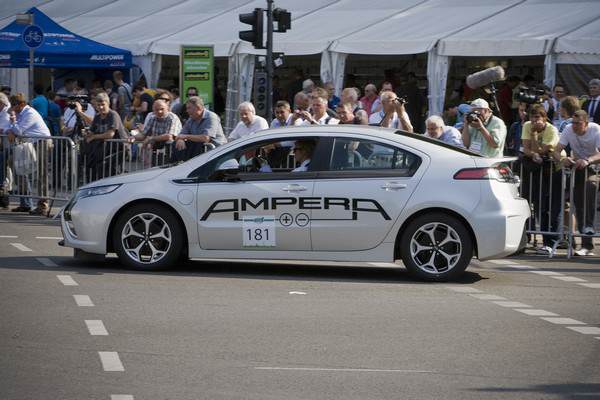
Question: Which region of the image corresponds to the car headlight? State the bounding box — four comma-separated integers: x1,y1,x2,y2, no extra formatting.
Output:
74,184,121,201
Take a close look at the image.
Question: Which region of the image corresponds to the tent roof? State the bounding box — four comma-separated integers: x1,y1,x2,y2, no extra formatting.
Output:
2,0,600,59
554,17,600,55
0,6,131,68
437,0,600,56
330,0,521,55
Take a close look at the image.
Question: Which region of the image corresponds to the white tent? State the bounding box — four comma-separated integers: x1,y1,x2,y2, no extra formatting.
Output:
2,0,600,127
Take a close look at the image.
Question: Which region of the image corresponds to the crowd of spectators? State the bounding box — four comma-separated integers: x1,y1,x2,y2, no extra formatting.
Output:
0,71,598,256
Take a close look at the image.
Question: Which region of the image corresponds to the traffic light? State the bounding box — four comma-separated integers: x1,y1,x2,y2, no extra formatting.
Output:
239,8,265,49
273,8,291,33
253,72,268,117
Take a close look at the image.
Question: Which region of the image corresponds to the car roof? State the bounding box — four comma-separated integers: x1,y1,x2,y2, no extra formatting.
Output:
244,125,481,158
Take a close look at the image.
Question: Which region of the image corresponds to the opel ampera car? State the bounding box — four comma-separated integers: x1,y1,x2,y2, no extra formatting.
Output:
60,126,529,281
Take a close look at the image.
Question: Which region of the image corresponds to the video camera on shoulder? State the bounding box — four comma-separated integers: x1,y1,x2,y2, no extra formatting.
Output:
466,110,482,123
517,86,545,105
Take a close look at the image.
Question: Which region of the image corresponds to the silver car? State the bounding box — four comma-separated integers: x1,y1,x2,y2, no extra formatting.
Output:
61,126,529,281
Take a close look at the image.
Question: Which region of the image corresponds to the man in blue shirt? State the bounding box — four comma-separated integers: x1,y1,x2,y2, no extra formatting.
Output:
30,84,49,121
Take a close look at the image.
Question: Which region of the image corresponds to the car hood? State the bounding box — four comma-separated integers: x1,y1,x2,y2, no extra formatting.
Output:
79,167,167,189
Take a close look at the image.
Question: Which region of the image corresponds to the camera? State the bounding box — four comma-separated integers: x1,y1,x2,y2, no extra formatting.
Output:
393,96,408,105
66,94,89,110
517,86,545,105
466,110,482,123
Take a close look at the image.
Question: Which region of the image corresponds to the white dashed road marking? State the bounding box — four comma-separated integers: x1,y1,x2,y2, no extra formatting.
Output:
98,352,124,372
445,286,483,293
469,294,506,300
38,258,58,267
529,270,563,276
73,295,94,307
254,367,433,373
566,327,600,335
541,317,585,325
10,243,32,252
0,235,18,238
552,276,587,282
368,262,399,267
578,283,600,289
515,309,558,316
57,275,78,286
488,260,516,265
493,301,531,308
449,287,600,339
111,396,134,400
85,320,109,336
35,236,63,240
506,265,535,269
289,291,307,295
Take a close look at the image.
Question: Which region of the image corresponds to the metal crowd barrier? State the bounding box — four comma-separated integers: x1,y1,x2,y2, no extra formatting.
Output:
1,134,77,203
511,157,599,258
0,134,216,205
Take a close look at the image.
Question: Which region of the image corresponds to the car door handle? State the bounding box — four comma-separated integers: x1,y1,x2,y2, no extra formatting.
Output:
282,184,307,192
381,182,407,191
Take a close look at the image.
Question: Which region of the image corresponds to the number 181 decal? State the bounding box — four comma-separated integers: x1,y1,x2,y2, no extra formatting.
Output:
242,216,276,247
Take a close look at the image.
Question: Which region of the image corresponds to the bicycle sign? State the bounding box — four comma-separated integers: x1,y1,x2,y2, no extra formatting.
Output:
22,25,44,48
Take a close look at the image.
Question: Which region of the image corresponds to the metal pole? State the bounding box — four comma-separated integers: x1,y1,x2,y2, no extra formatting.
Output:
29,13,35,101
29,48,34,101
266,0,274,124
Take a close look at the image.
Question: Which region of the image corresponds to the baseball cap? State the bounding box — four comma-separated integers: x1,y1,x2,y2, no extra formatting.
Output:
470,98,490,110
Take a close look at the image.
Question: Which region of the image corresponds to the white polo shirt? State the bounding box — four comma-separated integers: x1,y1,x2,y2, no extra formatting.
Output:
228,115,269,141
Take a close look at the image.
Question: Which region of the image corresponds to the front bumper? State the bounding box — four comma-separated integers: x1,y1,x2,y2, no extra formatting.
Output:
60,195,113,255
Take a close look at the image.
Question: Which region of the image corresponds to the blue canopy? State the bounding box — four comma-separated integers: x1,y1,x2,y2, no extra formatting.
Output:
0,7,131,69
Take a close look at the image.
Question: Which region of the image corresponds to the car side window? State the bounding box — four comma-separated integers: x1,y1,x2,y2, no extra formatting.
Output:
328,138,421,175
190,137,321,179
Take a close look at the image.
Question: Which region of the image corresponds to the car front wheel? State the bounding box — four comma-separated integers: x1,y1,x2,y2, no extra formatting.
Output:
399,213,473,281
113,204,184,270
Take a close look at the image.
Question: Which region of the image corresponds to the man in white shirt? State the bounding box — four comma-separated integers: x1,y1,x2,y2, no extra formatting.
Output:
228,102,269,141
301,95,339,125
0,93,11,208
368,91,413,132
270,100,302,128
553,110,600,256
6,93,51,215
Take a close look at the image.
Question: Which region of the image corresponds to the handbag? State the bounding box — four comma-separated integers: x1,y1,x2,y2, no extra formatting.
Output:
13,141,37,176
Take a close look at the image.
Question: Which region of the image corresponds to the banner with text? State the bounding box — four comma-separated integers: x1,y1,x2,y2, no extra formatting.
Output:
180,45,214,109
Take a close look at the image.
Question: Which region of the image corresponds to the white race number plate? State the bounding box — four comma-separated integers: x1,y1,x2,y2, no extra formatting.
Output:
242,216,276,247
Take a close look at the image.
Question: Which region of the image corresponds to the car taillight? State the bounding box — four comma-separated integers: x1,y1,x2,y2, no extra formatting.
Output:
454,164,516,183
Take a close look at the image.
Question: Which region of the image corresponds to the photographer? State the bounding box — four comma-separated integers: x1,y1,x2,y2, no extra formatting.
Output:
461,98,506,158
62,96,95,137
520,105,561,254
368,91,413,132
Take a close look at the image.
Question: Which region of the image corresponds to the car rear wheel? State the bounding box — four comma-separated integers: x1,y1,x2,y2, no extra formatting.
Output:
399,213,473,281
113,204,183,271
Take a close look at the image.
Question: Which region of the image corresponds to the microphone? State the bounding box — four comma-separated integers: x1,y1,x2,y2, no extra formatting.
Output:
466,66,506,90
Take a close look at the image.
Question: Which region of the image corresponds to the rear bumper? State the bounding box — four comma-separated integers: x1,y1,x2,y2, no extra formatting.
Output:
474,197,530,260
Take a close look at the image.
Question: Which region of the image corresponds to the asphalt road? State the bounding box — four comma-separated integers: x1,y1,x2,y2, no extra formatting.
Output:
1,209,599,400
